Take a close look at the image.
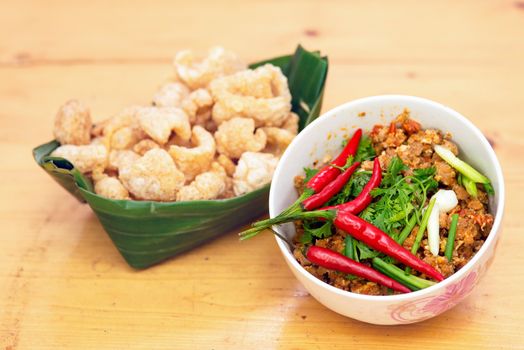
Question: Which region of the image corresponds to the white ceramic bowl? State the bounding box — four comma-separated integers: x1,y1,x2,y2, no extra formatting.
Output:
269,95,505,325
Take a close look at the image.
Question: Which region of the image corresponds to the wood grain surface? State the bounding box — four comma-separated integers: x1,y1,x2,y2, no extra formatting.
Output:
1,0,523,349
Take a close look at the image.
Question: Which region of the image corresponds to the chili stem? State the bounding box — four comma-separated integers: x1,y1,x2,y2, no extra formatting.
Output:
396,213,418,245
239,210,336,239
373,257,436,291
445,213,459,261
252,190,312,228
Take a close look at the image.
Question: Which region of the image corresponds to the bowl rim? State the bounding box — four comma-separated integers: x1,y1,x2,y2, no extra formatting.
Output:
271,94,505,302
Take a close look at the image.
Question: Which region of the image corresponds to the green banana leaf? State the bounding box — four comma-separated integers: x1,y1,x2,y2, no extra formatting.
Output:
32,45,328,269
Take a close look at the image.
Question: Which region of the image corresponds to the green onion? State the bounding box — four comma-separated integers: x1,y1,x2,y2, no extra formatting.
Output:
411,197,437,255
445,213,459,261
373,257,436,291
483,182,495,196
344,236,355,260
396,213,418,245
462,175,478,198
353,243,359,262
343,236,359,280
406,197,436,275
434,145,491,184
457,173,464,187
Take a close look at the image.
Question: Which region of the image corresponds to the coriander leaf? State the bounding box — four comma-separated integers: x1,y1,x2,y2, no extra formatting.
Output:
426,179,439,192
355,240,380,260
326,171,371,206
413,167,436,179
350,172,372,197
358,158,433,235
386,156,408,182
303,220,333,239
372,211,388,232
303,167,319,183
413,166,438,191
354,135,376,162
386,203,414,223
360,205,375,223
343,155,354,169
381,256,397,264
300,230,313,244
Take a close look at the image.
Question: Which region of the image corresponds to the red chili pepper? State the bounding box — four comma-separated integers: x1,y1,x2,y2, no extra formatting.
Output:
333,209,444,282
306,246,410,293
320,157,382,215
388,122,396,134
302,162,360,211
246,129,363,231
370,125,382,138
307,129,362,193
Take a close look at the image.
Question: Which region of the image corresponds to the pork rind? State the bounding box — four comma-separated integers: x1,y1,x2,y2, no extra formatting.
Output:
281,112,299,134
107,149,140,172
168,125,216,181
233,152,279,196
102,106,145,149
181,88,213,125
152,82,190,107
176,163,226,201
119,149,185,201
133,139,160,156
216,154,236,177
93,172,130,200
214,117,266,159
103,106,140,134
174,46,246,89
91,118,109,138
137,107,191,145
260,127,295,156
210,64,292,127
51,143,108,173
53,99,92,145
47,47,298,203
110,126,142,150
220,176,235,199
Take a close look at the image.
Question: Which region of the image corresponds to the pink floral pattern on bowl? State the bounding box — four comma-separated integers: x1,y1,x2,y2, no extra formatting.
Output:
390,271,478,323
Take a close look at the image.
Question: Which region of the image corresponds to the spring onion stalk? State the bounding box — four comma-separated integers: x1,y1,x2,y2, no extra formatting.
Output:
405,197,437,275
411,197,437,255
397,214,418,245
445,213,459,261
432,189,459,212
434,145,491,184
344,236,355,260
373,257,437,291
462,175,478,198
342,236,359,280
457,173,463,186
427,189,459,256
427,202,440,256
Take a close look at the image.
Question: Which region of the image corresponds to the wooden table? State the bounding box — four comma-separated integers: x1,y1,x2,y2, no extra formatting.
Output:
1,1,523,348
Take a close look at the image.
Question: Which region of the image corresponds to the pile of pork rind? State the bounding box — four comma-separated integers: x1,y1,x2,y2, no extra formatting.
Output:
50,47,298,201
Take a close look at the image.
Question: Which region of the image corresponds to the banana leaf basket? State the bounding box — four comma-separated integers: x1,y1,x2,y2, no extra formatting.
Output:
33,45,328,269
